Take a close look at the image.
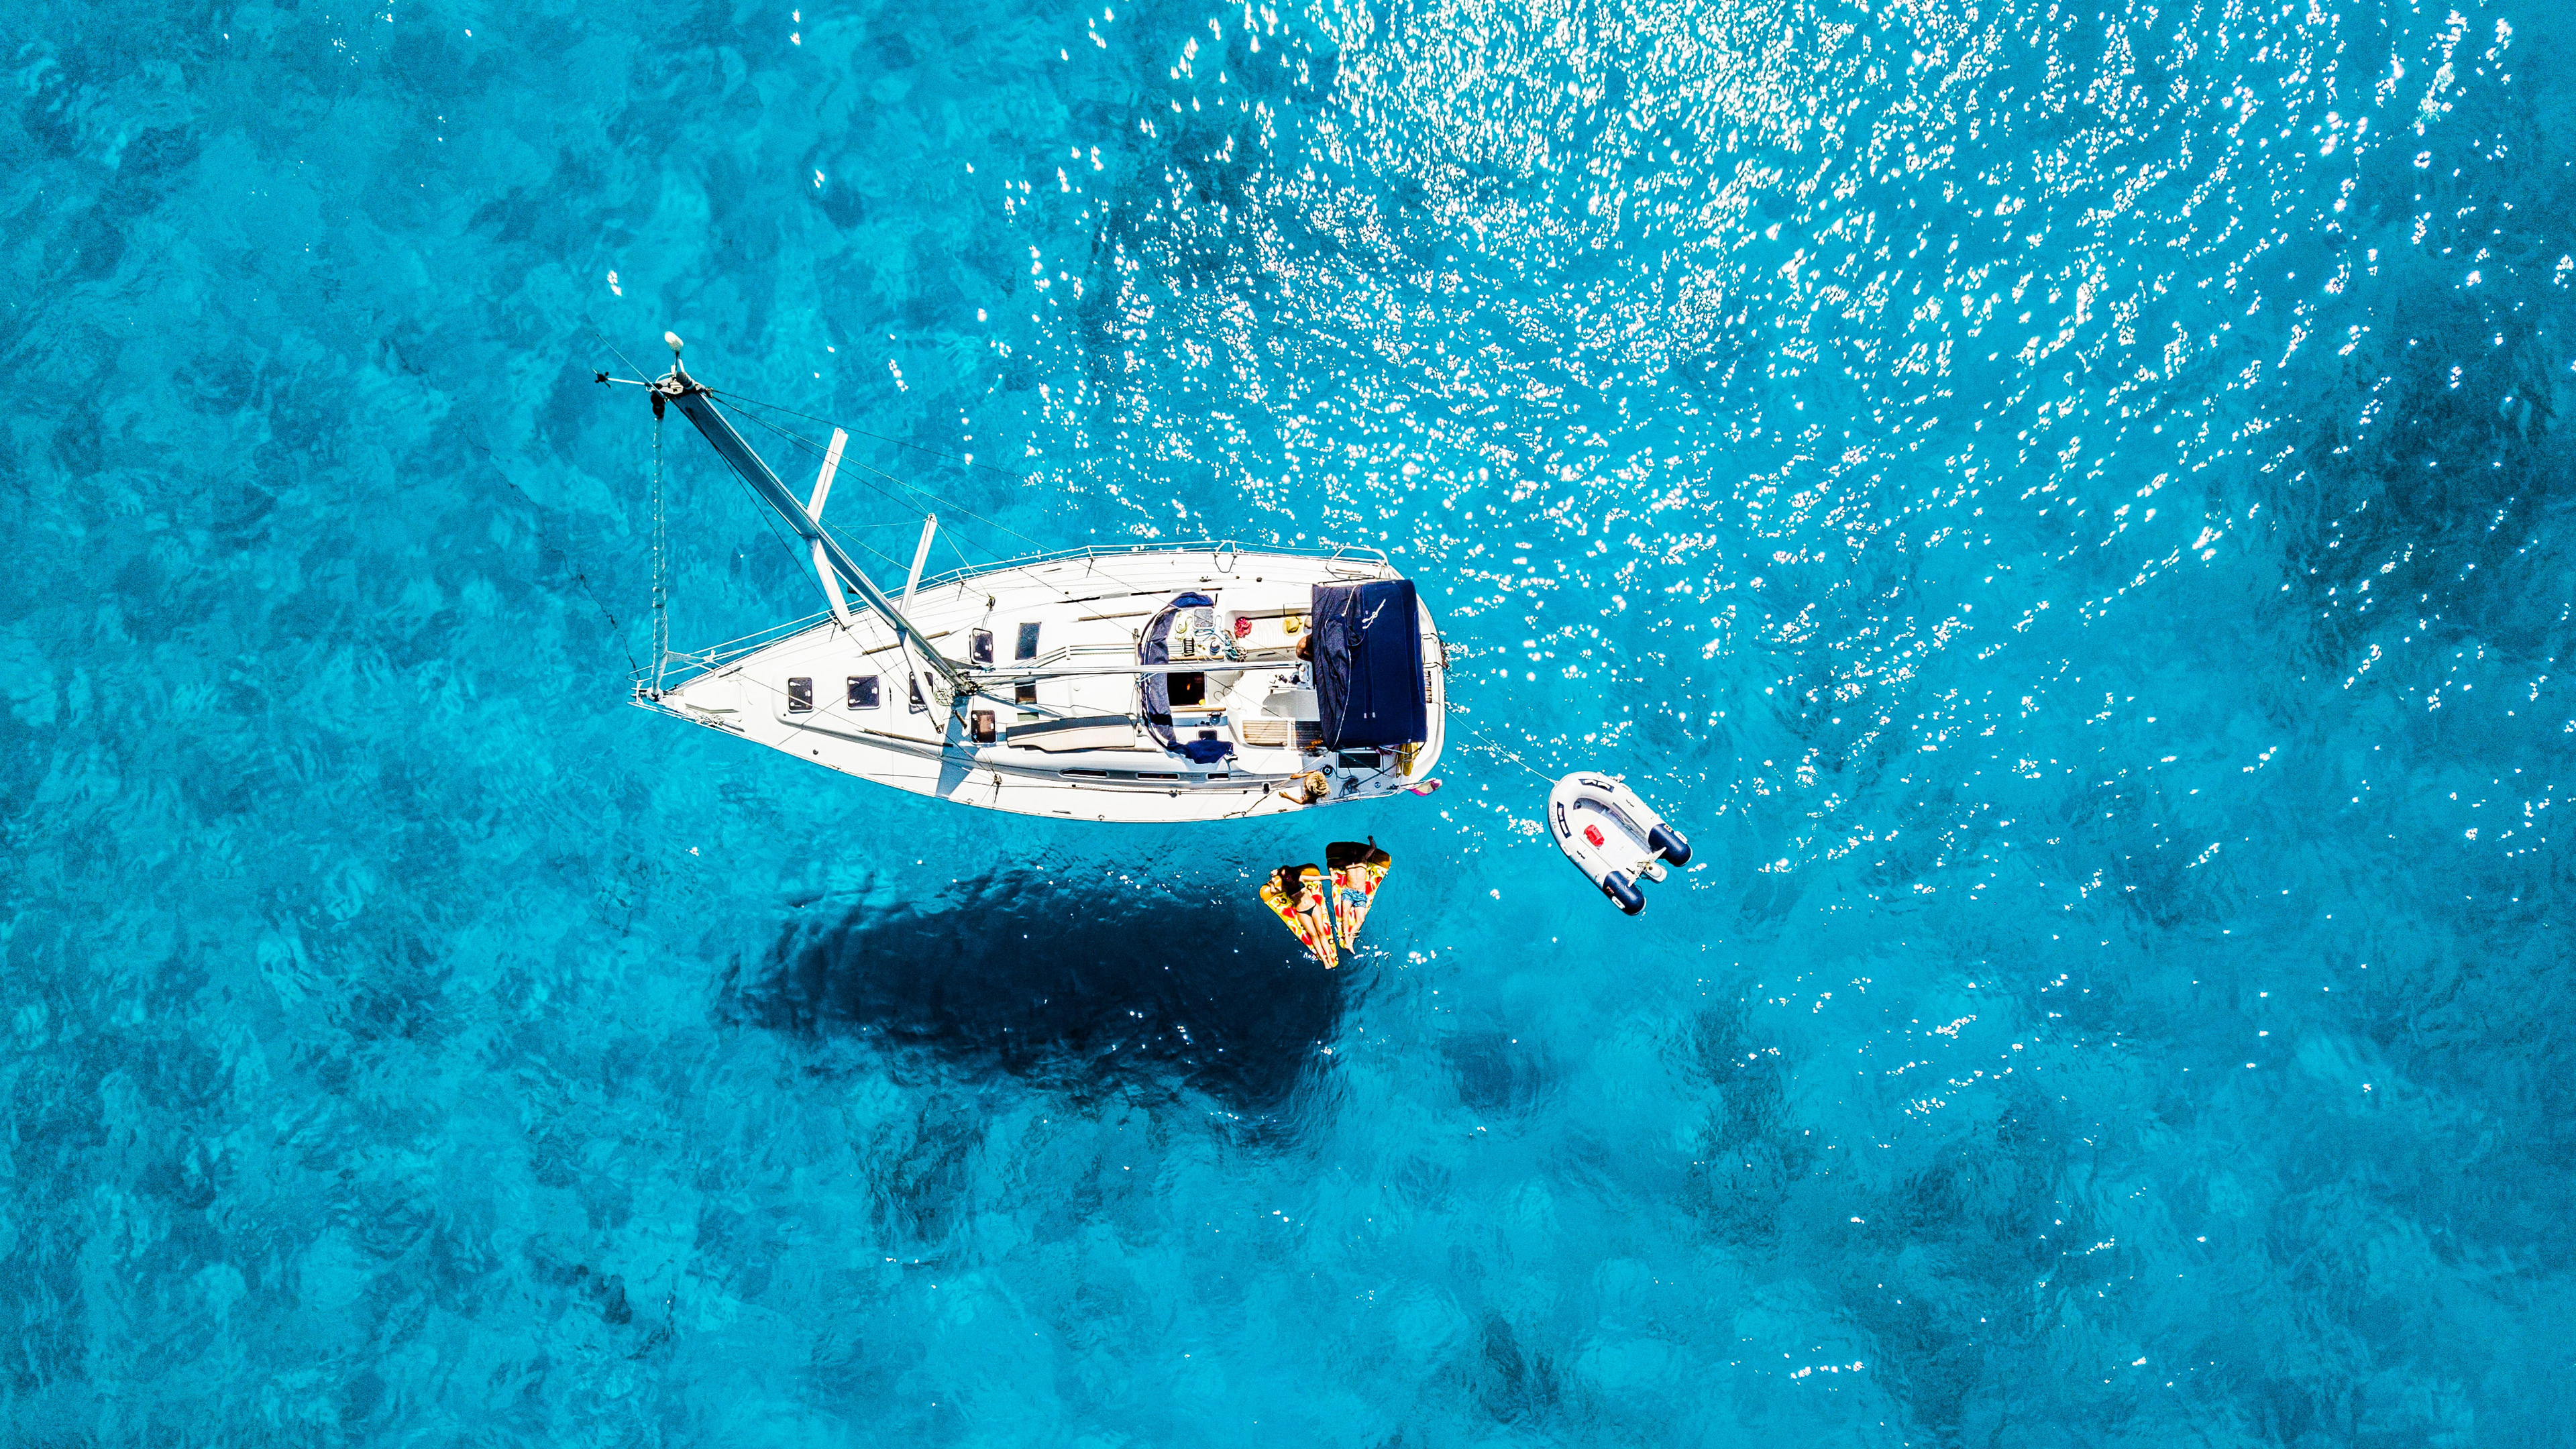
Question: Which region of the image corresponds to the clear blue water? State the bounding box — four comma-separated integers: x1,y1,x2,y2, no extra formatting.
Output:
7,0,2573,1441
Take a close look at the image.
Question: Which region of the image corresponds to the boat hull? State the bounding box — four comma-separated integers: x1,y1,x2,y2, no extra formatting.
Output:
634,546,1448,823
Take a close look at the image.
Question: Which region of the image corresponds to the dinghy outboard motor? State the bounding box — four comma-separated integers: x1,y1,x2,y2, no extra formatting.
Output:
1547,773,1690,915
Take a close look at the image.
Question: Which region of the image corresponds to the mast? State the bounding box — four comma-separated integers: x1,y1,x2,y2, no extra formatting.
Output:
651,339,969,695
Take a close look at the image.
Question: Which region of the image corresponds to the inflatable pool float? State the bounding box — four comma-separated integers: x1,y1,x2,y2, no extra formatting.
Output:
1547,773,1690,914
1326,839,1392,949
1260,864,1340,967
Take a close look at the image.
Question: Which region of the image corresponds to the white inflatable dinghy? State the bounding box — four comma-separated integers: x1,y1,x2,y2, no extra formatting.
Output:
1547,773,1690,914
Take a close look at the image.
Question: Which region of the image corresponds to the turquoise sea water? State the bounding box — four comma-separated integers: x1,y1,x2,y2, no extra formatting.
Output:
8,0,2575,1442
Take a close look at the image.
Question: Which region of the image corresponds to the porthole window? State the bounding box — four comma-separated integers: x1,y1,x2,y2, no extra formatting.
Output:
969,710,997,743
971,629,995,665
1015,623,1042,659
786,677,814,712
1014,680,1037,705
848,676,880,709
909,675,926,712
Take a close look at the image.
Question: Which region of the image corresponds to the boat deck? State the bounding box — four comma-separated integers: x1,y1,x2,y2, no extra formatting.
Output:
633,546,1448,822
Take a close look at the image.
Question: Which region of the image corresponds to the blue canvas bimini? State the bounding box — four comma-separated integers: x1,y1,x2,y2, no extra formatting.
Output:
1311,579,1427,748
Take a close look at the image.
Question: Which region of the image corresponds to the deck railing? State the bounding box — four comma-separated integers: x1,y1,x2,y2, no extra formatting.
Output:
629,537,1390,696
909,536,1388,593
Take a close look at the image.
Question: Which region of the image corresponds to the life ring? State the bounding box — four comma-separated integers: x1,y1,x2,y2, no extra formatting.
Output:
1546,772,1690,915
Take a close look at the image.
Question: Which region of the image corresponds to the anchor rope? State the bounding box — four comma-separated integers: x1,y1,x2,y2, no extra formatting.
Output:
1460,723,1558,784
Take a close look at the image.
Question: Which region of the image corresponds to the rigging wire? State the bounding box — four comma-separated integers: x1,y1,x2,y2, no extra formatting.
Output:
646,375,1205,661
711,396,1089,608
718,400,969,533
647,394,981,667
595,331,1069,580
712,396,1051,553
646,396,926,578
712,388,1027,482
594,329,649,384
598,340,977,690
691,420,922,624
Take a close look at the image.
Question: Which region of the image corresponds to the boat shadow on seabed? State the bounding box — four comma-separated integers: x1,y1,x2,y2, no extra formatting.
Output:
723,869,1347,1117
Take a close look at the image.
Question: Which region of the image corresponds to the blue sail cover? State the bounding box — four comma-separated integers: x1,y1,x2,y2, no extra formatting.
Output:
1312,579,1427,747
1138,592,1215,753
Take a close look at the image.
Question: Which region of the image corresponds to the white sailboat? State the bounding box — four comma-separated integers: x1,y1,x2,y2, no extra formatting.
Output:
610,336,1449,823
